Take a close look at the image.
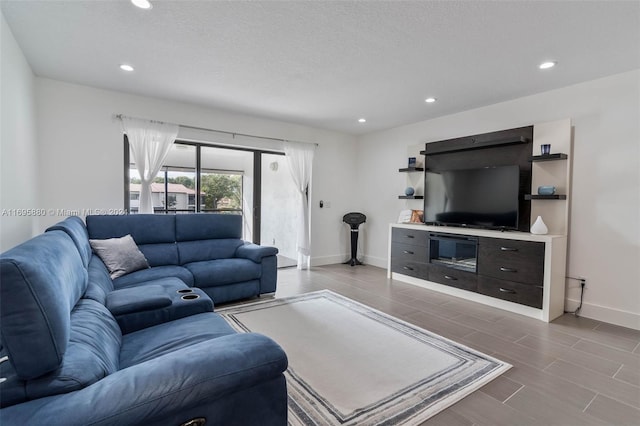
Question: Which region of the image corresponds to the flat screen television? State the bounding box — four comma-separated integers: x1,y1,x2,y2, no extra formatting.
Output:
423,165,520,230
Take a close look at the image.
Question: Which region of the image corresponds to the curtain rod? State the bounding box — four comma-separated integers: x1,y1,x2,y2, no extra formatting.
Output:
114,114,318,146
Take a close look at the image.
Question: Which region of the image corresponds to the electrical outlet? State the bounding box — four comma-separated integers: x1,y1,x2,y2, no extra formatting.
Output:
567,276,587,288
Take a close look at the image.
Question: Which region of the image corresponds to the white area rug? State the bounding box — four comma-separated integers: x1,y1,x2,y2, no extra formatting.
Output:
218,290,511,425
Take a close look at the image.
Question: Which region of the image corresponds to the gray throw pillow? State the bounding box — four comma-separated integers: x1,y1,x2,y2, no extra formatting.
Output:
89,234,150,279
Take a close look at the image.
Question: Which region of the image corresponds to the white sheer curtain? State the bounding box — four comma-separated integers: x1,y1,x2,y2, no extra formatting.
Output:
122,117,179,214
284,141,316,269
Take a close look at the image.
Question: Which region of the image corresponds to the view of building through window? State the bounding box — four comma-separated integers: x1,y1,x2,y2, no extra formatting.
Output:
129,168,242,214
128,142,243,214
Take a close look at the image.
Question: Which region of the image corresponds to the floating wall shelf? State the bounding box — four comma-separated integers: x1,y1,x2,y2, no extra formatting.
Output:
525,194,567,200
529,153,568,162
399,195,424,200
399,167,424,172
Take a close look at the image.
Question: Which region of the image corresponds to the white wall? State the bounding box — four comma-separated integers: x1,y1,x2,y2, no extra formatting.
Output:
34,78,358,264
0,12,39,251
357,70,640,329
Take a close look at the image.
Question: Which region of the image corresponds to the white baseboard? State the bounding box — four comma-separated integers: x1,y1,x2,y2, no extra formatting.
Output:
310,254,387,268
363,255,387,269
565,298,640,330
311,254,350,267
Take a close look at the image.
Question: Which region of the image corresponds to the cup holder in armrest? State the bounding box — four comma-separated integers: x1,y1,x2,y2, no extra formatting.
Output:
177,289,194,294
181,294,200,301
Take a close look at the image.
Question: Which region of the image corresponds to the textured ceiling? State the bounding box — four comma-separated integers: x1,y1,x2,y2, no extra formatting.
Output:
2,1,639,135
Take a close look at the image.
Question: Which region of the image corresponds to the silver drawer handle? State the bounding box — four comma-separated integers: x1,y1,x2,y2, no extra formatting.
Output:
403,250,414,254
444,275,458,281
403,266,414,271
180,418,206,426
499,288,517,294
406,235,415,239
500,267,517,272
500,247,518,251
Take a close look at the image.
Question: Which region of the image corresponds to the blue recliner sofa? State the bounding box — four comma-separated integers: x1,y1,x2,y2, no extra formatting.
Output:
85,214,279,304
0,216,288,425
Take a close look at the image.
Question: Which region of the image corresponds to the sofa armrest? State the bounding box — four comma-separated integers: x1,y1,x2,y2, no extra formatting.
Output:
106,285,172,316
0,333,288,426
235,242,278,263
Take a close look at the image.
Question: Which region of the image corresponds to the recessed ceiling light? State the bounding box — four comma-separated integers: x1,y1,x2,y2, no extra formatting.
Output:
425,97,437,103
539,61,556,70
120,64,134,72
358,118,367,123
131,0,152,9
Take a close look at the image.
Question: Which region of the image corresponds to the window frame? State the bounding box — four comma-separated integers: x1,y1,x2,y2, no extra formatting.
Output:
124,137,283,228
126,141,245,215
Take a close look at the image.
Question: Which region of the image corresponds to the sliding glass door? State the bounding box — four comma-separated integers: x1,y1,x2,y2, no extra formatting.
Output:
126,138,298,260
260,153,299,268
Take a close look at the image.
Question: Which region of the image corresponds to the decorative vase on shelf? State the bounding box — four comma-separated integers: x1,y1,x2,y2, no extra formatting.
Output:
530,216,548,235
537,185,556,195
404,187,415,196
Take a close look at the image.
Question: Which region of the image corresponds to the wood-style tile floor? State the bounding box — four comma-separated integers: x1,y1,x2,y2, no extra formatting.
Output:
271,264,640,426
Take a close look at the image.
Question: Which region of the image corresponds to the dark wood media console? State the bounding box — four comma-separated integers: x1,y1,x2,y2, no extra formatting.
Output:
388,224,567,322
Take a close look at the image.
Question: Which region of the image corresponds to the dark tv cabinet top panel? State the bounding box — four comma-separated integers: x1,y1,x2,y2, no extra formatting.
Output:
423,126,533,155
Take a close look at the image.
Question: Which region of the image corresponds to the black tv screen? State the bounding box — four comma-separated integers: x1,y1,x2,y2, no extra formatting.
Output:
424,165,520,230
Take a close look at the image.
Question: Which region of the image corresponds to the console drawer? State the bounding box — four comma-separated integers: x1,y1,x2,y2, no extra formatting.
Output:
428,265,477,292
391,242,428,263
391,258,429,280
478,276,543,309
392,227,428,247
478,238,544,285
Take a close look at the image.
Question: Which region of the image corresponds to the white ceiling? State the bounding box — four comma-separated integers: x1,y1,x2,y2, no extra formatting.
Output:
2,0,639,135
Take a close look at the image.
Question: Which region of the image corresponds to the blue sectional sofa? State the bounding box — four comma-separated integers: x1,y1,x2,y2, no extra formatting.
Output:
85,214,279,304
0,215,288,425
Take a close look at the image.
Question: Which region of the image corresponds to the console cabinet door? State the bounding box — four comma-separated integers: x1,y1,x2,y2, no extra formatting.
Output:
390,228,429,279
391,242,428,264
428,265,477,292
390,257,430,279
478,276,543,309
478,238,544,285
391,228,428,247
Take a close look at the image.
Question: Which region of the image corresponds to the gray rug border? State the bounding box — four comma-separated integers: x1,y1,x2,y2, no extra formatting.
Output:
218,290,512,425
